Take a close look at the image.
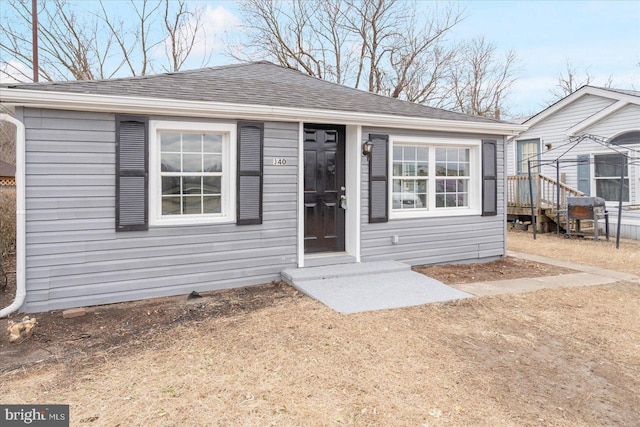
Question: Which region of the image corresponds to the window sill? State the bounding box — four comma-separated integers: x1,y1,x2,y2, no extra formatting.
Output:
390,208,481,220
150,216,234,227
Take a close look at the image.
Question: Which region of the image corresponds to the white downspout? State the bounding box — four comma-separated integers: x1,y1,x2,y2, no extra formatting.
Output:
0,113,26,318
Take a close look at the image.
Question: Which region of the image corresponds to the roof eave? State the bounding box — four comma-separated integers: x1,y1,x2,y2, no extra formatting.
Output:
0,88,527,136
523,86,640,129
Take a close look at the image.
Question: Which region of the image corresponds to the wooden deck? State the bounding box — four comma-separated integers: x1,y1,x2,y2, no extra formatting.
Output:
507,174,584,233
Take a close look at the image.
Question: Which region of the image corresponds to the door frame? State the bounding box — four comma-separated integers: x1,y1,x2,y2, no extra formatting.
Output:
297,123,361,267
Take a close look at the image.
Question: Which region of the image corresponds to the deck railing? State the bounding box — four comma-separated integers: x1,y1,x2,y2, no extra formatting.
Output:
507,174,584,210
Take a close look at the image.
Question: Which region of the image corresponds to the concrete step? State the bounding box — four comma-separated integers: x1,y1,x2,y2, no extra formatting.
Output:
281,260,410,285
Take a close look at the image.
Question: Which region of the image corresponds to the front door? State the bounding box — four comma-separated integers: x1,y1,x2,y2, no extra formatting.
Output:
304,124,346,253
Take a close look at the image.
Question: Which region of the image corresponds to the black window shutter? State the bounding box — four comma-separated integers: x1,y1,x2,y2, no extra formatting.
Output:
576,154,590,195
482,139,498,216
368,134,389,223
116,115,148,231
237,121,264,225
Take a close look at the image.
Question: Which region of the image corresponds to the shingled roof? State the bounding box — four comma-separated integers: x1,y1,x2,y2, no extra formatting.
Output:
4,61,499,124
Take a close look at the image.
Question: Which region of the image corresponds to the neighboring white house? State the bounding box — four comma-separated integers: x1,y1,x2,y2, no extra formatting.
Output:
507,86,640,239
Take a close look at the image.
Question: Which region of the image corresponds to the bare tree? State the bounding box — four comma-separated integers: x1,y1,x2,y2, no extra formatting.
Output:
448,37,518,119
0,0,210,82
548,60,613,102
162,0,211,72
233,0,355,84
0,0,104,81
234,0,464,108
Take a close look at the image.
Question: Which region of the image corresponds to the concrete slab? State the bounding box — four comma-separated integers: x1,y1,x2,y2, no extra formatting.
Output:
287,269,471,314
452,252,640,297
282,260,409,283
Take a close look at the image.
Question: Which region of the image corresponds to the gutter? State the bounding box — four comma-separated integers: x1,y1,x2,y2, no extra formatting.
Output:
0,113,25,318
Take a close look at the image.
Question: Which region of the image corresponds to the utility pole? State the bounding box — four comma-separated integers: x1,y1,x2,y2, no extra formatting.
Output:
32,0,39,82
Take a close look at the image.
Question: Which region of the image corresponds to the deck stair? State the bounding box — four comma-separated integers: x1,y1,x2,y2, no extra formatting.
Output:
507,173,604,235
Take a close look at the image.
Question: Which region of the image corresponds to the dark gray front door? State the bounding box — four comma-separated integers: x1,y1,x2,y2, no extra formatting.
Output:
303,124,346,253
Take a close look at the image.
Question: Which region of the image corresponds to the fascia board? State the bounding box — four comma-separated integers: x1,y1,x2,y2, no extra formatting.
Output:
524,86,640,129
566,100,629,136
0,88,527,136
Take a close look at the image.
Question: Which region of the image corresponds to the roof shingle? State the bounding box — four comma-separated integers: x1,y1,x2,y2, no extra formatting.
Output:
5,61,499,124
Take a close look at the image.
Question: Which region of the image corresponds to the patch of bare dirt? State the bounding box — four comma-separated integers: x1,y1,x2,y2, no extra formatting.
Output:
414,256,576,284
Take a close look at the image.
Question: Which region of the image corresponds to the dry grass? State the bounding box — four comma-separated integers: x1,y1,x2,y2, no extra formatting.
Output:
508,229,640,275
1,229,639,426
2,288,639,425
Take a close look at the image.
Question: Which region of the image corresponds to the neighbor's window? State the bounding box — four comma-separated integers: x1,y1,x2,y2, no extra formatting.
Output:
150,121,236,225
391,139,478,217
594,153,629,202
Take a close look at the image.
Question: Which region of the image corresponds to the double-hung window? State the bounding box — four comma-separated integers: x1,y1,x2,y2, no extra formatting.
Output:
149,121,236,225
594,153,629,202
390,137,479,218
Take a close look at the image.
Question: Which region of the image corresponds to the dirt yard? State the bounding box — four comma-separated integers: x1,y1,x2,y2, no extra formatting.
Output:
1,229,639,426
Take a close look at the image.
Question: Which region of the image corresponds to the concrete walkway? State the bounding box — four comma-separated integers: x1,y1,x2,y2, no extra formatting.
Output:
282,261,471,314
450,251,640,297
282,252,639,314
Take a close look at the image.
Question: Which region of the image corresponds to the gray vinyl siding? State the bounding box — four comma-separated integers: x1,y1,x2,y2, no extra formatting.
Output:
21,108,298,312
360,127,507,266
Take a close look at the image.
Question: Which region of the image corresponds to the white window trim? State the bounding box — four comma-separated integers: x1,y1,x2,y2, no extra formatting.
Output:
389,136,481,219
590,149,630,206
149,120,237,226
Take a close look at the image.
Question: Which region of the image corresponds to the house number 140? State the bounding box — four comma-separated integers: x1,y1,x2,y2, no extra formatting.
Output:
272,158,287,166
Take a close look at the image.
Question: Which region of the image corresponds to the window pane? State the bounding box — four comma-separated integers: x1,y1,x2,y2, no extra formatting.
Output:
162,176,181,195
393,179,402,192
202,176,221,194
182,133,202,152
203,196,221,214
417,162,428,176
162,196,181,215
436,162,446,176
447,148,458,161
596,179,629,202
403,163,416,176
404,146,416,161
393,162,402,176
435,148,446,162
161,153,181,172
595,154,627,177
183,195,202,214
436,194,445,207
182,176,202,195
417,147,429,161
393,146,402,161
459,162,470,176
203,154,222,172
161,132,181,152
183,154,202,172
203,134,222,153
